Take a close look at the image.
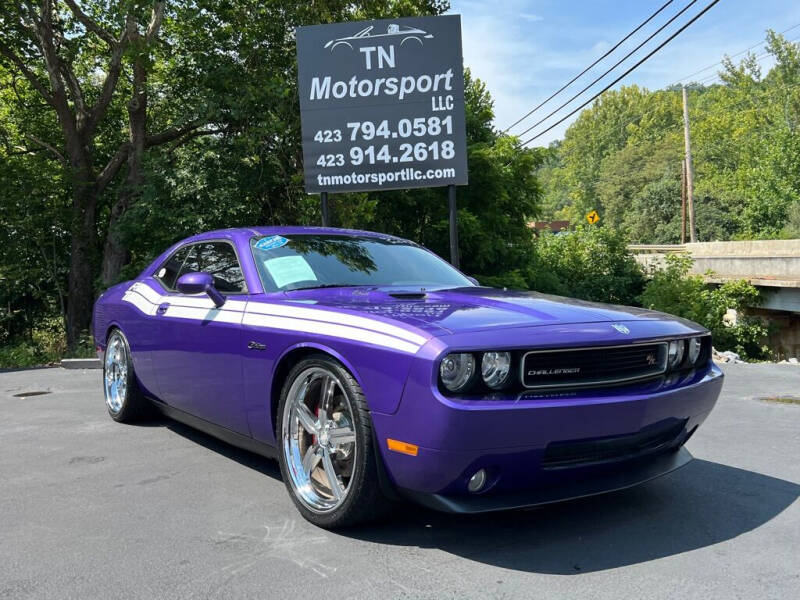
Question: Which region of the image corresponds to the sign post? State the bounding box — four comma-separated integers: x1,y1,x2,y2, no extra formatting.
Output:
448,184,459,268
320,191,329,226
296,15,468,263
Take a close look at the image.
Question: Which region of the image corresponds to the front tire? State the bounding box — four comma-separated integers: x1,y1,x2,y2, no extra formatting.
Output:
277,354,387,528
103,328,150,422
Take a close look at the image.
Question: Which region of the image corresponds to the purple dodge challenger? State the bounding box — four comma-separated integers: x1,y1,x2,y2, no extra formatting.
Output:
93,226,723,528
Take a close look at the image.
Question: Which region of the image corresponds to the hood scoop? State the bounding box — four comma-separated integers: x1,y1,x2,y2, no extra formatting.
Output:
388,291,427,300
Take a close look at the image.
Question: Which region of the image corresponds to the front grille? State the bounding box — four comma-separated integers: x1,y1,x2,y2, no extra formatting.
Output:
541,419,687,469
521,343,667,389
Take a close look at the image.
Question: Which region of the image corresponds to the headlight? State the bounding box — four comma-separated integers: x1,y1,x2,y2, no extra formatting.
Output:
668,340,685,368
687,337,702,364
481,351,512,389
439,353,476,392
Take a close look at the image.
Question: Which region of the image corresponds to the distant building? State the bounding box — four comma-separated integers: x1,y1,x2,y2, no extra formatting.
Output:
528,220,570,234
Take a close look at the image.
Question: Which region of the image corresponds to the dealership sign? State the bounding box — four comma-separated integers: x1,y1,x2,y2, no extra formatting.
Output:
296,15,468,193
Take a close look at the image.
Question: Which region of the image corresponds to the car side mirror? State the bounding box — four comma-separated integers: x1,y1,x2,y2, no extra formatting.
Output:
466,276,480,286
176,272,226,308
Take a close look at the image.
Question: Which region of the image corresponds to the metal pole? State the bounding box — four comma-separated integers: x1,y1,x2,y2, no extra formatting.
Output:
682,86,697,242
448,185,459,268
320,191,329,227
681,159,687,244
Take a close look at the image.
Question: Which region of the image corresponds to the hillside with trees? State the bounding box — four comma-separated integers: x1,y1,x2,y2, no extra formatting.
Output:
536,32,800,242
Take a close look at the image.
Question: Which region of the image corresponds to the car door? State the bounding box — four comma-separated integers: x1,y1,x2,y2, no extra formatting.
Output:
150,240,250,434
118,245,196,399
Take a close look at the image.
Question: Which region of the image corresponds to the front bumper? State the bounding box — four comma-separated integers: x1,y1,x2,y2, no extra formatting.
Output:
401,446,693,513
371,363,723,511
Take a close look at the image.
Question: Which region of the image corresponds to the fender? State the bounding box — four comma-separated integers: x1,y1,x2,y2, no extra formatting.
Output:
272,341,368,391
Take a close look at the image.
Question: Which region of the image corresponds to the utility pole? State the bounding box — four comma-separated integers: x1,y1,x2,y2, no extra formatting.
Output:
681,86,697,242
680,159,687,244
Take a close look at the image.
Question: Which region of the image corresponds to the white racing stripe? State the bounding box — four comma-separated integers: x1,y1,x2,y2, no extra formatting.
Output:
163,305,244,324
241,312,420,354
246,301,427,346
129,282,165,304
122,289,158,316
122,282,427,353
128,282,247,311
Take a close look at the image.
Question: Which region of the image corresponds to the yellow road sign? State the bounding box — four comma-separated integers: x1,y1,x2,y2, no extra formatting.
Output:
586,210,600,224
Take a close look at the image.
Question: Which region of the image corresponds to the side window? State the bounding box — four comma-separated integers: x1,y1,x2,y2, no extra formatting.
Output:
154,245,193,290
176,245,201,280
196,242,247,293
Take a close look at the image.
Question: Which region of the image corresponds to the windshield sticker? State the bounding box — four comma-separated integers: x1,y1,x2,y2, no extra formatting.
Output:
264,255,317,288
254,235,289,251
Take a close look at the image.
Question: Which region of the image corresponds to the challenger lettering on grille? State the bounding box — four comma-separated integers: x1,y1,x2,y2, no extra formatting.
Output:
528,367,581,376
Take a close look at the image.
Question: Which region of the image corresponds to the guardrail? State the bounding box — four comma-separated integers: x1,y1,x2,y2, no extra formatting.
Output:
627,244,688,253
628,240,800,291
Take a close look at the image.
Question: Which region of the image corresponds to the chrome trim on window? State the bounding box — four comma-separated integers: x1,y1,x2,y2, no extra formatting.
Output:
152,238,249,294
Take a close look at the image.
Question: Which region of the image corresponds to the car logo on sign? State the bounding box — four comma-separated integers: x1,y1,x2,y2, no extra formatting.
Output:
324,24,434,51
612,323,630,335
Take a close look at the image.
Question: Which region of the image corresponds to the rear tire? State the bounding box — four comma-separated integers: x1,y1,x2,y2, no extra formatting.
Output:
277,354,388,528
103,328,150,423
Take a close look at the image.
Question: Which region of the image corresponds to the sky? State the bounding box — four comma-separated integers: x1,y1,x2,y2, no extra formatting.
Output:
449,0,800,146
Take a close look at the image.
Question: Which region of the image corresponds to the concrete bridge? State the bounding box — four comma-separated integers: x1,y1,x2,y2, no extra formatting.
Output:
629,240,800,356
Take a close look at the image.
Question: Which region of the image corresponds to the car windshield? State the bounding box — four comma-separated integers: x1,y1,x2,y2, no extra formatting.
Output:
250,234,473,292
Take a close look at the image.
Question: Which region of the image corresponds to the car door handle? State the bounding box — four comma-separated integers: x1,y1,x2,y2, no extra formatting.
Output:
156,303,169,315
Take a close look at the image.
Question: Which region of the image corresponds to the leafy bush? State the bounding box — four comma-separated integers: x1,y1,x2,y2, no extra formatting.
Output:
0,316,93,369
640,254,771,360
0,342,41,369
528,226,646,305
31,316,67,359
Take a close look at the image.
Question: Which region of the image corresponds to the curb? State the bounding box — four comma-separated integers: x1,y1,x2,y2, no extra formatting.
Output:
61,358,102,370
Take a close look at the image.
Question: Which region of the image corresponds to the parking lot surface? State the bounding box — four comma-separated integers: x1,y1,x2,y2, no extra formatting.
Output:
1,364,798,599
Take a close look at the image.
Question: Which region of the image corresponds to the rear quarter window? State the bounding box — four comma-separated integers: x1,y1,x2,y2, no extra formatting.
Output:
154,246,193,290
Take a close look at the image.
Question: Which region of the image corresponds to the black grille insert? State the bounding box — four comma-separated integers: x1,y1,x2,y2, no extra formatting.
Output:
521,343,667,389
542,419,687,469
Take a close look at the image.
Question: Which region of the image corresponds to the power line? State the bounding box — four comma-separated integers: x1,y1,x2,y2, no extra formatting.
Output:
692,48,773,85
568,41,791,148
551,81,800,193
522,39,798,160
514,0,701,141
520,0,722,147
691,35,800,85
502,0,678,133
669,22,800,86
518,24,798,146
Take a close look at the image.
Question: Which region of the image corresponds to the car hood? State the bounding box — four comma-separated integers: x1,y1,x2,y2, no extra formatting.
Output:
272,286,684,336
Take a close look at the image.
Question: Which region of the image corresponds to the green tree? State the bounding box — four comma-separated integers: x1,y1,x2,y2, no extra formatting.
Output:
540,85,681,225
0,1,204,346
528,226,646,305
0,0,448,350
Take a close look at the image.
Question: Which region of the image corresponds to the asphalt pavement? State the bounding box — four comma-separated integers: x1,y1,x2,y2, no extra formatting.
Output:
1,364,798,599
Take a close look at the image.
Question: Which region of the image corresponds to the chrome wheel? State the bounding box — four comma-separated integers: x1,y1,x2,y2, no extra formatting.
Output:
281,367,358,513
104,333,128,414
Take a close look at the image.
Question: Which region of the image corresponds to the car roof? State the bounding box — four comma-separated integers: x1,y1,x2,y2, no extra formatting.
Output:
180,226,408,244
139,226,414,284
